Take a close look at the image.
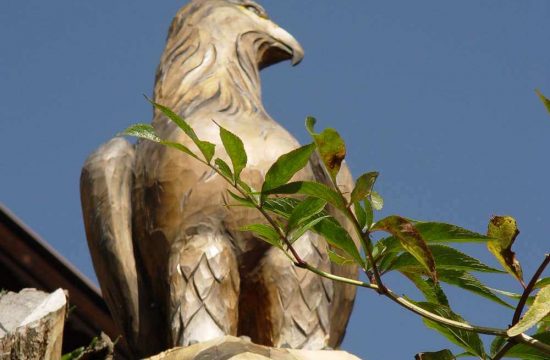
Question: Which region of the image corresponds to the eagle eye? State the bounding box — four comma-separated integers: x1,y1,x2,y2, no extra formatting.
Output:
243,4,268,19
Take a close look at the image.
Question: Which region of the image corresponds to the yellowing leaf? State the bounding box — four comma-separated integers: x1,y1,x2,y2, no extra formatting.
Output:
373,216,437,281
508,285,550,337
305,117,346,181
487,216,523,284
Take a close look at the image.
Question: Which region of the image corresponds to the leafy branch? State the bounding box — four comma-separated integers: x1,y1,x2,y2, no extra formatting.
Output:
122,99,550,359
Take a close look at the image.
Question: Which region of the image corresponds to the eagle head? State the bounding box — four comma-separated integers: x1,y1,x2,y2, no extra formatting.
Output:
155,0,304,116
169,0,303,68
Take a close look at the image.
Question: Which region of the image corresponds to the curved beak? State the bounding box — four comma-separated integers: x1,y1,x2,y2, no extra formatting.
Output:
258,22,304,69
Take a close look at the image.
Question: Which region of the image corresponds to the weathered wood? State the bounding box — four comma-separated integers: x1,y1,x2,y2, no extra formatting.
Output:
81,1,358,356
146,336,362,360
0,288,67,360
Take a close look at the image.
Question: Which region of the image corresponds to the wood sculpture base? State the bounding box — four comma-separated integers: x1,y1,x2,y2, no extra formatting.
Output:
146,336,362,360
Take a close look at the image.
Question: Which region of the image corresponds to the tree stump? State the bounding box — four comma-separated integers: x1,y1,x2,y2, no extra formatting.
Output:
0,288,67,360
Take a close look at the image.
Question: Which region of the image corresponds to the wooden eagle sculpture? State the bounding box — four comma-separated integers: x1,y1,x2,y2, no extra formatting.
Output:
80,0,358,357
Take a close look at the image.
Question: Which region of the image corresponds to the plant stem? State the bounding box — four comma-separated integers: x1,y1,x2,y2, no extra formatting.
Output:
512,253,550,324
492,253,550,359
345,206,387,293
298,262,504,335
256,205,305,265
298,262,378,290
383,289,505,336
492,341,515,360
515,333,550,354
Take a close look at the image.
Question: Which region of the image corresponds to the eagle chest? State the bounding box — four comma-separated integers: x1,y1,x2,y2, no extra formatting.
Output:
145,116,311,255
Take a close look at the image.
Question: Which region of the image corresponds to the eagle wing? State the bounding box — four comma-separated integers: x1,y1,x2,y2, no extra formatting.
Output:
80,137,140,351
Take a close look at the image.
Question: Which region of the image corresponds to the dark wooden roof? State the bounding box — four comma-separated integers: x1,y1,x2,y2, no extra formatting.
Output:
0,203,128,357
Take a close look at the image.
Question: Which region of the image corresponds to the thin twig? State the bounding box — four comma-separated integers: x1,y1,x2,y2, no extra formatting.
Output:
512,253,550,324
493,333,550,360
344,199,387,293
492,254,550,359
515,333,550,354
298,262,507,335
492,340,515,360
256,205,305,265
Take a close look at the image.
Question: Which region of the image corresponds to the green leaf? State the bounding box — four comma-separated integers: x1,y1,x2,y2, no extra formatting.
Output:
350,172,379,204
438,270,512,308
261,143,316,201
377,249,400,273
237,179,253,194
149,99,216,162
287,198,327,233
328,248,355,265
305,116,317,134
263,181,346,210
486,287,535,306
240,224,281,248
402,272,449,306
215,158,233,180
370,191,384,210
120,123,161,142
218,125,247,181
416,302,486,359
487,215,524,284
415,222,492,243
290,215,331,243
415,349,455,360
508,285,550,336
536,277,550,289
121,124,198,159
259,195,360,263
226,190,255,207
353,202,367,229
505,331,550,359
61,347,85,360
306,117,346,181
372,216,437,281
161,141,197,159
263,197,300,218
453,353,472,358
313,217,363,266
364,199,374,229
490,336,507,357
536,89,550,115
380,222,492,254
388,245,503,273
537,314,550,334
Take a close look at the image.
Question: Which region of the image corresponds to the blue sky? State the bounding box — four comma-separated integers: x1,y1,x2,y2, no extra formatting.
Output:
1,1,549,358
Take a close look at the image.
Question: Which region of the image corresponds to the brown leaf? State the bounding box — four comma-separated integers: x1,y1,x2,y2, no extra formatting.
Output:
373,216,437,281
